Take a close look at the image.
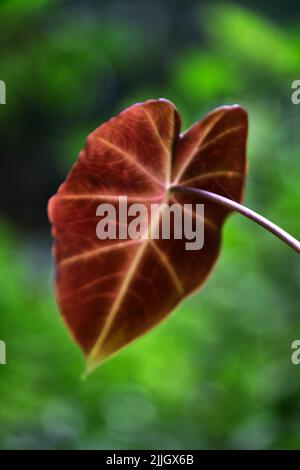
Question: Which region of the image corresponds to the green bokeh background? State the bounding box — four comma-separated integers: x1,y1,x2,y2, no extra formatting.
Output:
0,0,299,450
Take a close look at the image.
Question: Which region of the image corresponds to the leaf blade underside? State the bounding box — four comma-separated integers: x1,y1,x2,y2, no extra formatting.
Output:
48,99,248,370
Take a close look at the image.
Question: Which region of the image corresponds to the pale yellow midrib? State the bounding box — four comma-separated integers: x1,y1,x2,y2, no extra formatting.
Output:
86,202,165,366
87,115,175,365
87,111,177,366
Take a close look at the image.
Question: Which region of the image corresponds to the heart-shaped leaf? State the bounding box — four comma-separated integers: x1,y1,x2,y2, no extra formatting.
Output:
48,99,248,371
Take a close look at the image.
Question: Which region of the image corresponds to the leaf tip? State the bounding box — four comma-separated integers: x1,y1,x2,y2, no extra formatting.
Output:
85,350,105,376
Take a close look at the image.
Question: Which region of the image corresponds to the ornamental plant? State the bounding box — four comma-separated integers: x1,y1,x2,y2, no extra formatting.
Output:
48,99,300,373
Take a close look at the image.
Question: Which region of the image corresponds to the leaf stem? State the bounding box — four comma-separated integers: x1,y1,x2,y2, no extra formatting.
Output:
171,185,300,254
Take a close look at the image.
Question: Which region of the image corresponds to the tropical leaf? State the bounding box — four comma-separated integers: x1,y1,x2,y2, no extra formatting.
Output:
48,99,248,371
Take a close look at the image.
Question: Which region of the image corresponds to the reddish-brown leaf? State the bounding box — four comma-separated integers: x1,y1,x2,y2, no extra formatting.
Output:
48,99,248,371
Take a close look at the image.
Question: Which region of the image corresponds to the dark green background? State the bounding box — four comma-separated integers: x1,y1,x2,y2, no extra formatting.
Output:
0,0,299,449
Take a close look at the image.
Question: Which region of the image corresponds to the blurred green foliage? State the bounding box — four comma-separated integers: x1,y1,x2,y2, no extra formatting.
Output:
0,0,300,449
